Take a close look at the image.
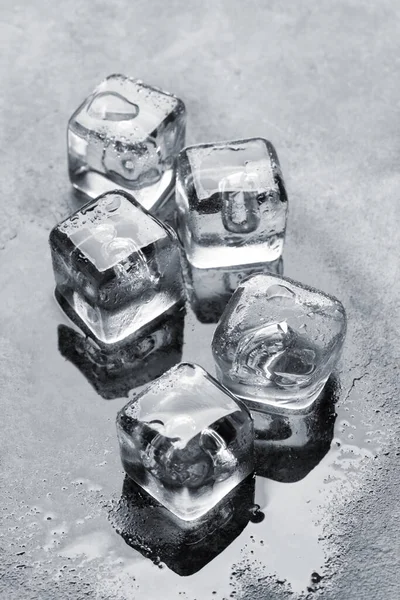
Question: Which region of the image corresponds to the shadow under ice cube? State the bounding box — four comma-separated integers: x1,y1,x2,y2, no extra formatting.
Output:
68,74,186,212
176,137,288,268
49,191,183,344
254,376,338,482
212,273,346,410
110,474,255,576
57,304,185,399
116,363,254,520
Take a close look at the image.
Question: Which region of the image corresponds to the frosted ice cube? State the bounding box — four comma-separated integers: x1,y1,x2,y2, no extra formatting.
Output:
57,304,185,399
116,363,254,520
212,274,346,410
176,138,288,268
68,74,186,212
50,191,183,344
111,474,255,575
183,258,283,323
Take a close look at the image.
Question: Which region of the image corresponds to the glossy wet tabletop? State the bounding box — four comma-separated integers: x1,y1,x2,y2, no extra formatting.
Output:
1,2,399,599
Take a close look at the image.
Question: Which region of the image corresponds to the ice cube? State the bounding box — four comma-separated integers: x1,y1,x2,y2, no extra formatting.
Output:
116,363,254,520
49,191,183,344
254,377,338,482
183,257,283,323
111,474,255,575
57,304,185,399
68,74,186,212
176,137,288,268
212,274,346,410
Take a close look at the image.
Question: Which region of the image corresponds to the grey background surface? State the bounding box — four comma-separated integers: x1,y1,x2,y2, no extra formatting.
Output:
1,1,399,599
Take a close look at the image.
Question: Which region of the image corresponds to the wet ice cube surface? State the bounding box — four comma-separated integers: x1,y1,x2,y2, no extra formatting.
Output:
176,138,288,268
68,74,186,211
49,191,183,344
212,274,346,410
116,363,254,520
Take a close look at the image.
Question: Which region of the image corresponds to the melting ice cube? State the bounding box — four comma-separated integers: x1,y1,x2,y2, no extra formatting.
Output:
212,273,346,410
116,363,254,520
68,74,186,212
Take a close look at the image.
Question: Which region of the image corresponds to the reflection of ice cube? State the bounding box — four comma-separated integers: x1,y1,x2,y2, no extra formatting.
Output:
212,273,346,410
116,363,254,520
50,190,183,344
183,257,283,324
57,304,185,399
68,74,186,211
254,377,338,482
110,474,255,576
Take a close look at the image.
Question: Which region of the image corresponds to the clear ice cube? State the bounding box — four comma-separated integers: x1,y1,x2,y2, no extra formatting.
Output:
111,474,255,575
68,74,186,212
183,258,283,323
50,191,183,344
212,274,346,410
57,304,185,399
176,138,288,268
116,363,254,520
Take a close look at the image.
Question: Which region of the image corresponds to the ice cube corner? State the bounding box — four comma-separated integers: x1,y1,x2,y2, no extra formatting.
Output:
116,362,254,521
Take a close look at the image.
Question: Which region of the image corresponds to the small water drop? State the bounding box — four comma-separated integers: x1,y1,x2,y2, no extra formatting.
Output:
266,284,295,300
248,504,265,523
103,195,122,213
311,572,322,584
123,159,135,170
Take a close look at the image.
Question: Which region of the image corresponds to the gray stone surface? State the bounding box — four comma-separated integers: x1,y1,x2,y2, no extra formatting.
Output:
0,1,399,599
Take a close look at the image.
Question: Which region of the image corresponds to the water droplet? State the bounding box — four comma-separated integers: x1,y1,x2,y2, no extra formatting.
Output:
248,504,265,523
266,284,295,300
123,159,135,170
103,195,122,213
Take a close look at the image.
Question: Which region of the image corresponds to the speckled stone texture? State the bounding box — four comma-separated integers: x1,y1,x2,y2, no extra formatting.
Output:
0,1,399,599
